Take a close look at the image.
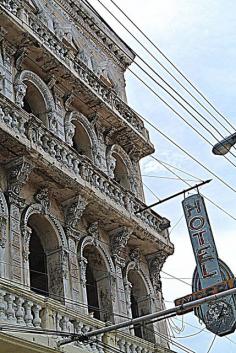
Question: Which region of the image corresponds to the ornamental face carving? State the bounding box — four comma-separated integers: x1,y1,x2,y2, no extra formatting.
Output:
148,251,168,293
87,221,100,240
129,248,141,265
110,226,133,257
34,187,50,214
64,196,88,234
5,157,34,199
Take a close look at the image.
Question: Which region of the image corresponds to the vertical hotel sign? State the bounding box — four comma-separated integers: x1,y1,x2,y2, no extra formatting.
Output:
182,194,236,336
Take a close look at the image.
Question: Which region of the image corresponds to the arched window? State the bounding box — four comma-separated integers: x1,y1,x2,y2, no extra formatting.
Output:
128,270,155,342
113,152,131,190
27,214,65,301
23,81,48,126
29,228,48,296
83,245,113,322
73,121,93,160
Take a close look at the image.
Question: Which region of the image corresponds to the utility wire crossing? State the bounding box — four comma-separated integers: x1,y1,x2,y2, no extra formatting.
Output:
57,286,236,347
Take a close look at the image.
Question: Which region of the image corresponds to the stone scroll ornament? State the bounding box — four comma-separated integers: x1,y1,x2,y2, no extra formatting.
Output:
182,194,236,336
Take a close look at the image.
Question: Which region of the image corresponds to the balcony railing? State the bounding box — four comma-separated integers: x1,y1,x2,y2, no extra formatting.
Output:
0,94,171,245
0,280,175,353
0,0,152,146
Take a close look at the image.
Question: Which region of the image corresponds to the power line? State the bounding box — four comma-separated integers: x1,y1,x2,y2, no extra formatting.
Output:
104,0,236,133
93,0,236,158
150,154,236,220
129,68,236,168
79,0,236,193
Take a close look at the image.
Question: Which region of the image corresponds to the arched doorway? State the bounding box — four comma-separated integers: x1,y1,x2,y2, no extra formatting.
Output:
73,122,93,160
83,245,113,322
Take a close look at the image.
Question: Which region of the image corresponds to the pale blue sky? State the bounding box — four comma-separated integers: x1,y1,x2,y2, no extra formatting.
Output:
91,1,236,352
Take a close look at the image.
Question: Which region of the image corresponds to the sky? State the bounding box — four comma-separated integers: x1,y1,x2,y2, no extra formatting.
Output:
90,1,236,352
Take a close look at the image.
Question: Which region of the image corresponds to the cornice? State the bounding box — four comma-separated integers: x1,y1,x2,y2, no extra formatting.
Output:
55,0,135,69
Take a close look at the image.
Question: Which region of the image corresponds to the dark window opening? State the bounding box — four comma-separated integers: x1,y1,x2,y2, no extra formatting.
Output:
86,263,100,320
29,229,48,296
131,292,143,338
72,123,92,160
23,97,33,114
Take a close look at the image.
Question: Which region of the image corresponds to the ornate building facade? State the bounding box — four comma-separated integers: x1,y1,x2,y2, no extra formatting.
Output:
0,1,175,352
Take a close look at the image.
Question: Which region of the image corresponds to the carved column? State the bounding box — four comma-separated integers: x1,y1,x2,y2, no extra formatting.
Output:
147,250,169,345
63,195,88,306
0,215,7,278
21,225,32,288
109,226,133,323
5,157,34,283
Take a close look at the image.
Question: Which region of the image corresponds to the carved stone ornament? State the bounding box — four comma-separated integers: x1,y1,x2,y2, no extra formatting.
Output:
159,217,171,231
21,225,32,262
5,157,34,199
148,250,168,292
87,221,100,240
34,187,50,213
64,196,88,234
14,47,29,71
14,81,27,107
64,91,75,111
129,248,141,265
64,120,76,146
0,216,7,248
107,156,116,178
110,226,133,257
78,256,88,287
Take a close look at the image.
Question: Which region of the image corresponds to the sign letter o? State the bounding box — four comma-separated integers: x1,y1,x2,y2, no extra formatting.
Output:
189,216,205,230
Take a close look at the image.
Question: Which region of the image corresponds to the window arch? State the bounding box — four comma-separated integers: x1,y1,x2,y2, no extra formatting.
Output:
107,145,133,191
73,121,93,160
65,111,100,166
14,70,57,131
21,204,68,301
124,263,155,342
78,236,115,322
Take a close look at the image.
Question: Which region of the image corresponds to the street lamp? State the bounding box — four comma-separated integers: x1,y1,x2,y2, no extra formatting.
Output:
212,132,236,155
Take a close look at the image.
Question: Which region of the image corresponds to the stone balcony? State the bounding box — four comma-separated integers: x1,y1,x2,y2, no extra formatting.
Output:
0,94,173,254
0,279,176,353
0,0,154,159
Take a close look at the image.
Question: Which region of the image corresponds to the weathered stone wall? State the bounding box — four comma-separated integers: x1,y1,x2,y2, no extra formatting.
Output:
0,0,174,350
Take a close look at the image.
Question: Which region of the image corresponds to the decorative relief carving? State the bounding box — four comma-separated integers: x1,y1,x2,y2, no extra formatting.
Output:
14,81,27,107
129,248,141,265
5,157,34,199
78,255,88,287
147,251,168,293
34,187,50,214
64,195,88,236
87,221,100,240
21,225,32,262
0,216,7,248
109,226,133,257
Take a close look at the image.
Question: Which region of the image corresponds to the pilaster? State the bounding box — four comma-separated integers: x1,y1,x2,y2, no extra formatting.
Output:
5,157,34,283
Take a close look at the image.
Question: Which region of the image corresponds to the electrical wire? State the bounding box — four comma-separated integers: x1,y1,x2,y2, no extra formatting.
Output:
103,0,236,134
129,67,236,167
92,0,236,160
150,154,236,221
78,0,236,195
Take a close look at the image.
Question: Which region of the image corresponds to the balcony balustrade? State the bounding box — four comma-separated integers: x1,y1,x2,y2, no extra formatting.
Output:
0,280,175,353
